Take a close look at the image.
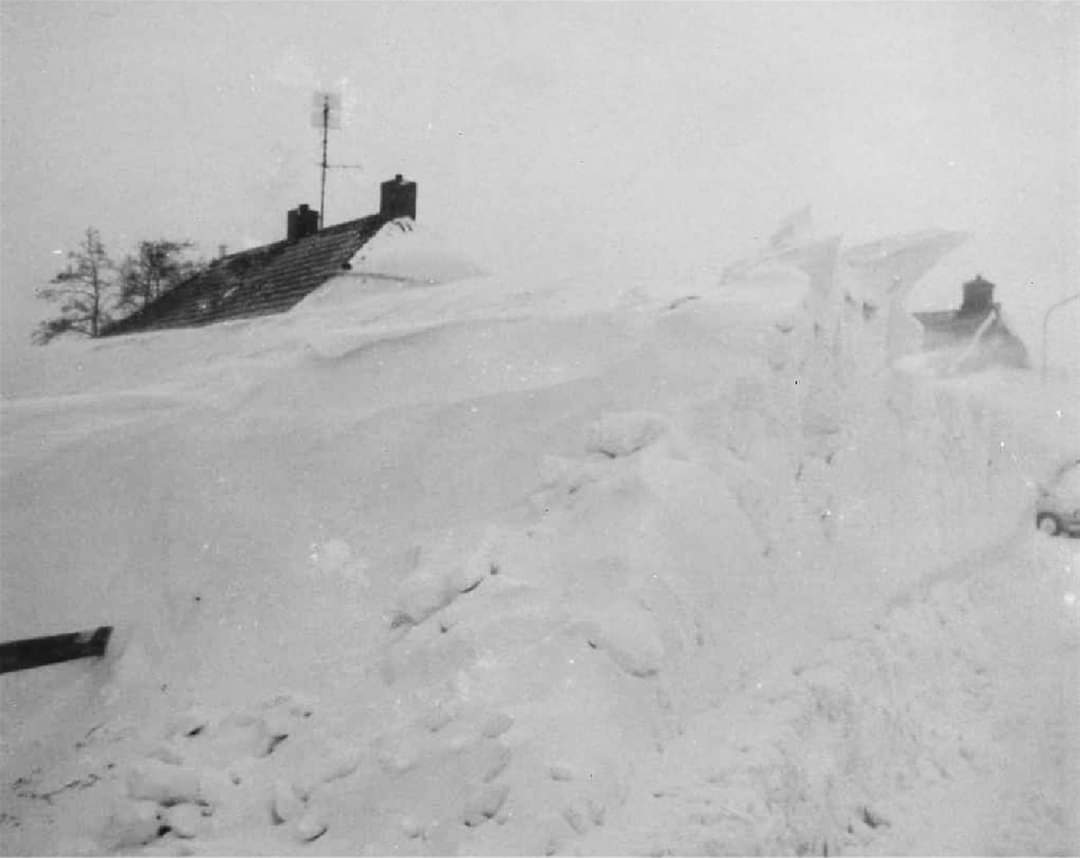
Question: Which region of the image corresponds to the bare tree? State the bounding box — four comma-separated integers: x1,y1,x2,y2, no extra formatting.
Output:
35,227,115,344
117,240,204,311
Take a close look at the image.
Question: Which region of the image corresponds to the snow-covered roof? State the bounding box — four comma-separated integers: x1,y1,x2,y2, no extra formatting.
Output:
102,215,387,336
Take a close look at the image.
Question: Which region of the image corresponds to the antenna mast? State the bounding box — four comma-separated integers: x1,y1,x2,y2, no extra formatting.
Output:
310,91,344,228
319,96,329,230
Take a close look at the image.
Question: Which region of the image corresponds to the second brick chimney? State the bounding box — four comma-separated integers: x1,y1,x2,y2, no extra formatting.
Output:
380,174,417,221
959,275,995,317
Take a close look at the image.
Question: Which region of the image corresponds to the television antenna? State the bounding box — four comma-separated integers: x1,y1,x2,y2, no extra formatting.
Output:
310,91,364,229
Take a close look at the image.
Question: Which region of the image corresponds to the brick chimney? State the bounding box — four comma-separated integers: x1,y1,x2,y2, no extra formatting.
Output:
380,174,417,221
959,275,995,317
287,204,319,242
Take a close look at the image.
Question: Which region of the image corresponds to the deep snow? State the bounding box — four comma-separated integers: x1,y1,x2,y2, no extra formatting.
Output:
1,221,1077,855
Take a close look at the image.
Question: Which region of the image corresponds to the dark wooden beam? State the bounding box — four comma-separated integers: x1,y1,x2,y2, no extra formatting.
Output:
0,626,113,675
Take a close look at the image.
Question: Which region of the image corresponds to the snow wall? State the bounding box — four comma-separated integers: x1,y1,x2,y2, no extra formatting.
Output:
1,224,1076,854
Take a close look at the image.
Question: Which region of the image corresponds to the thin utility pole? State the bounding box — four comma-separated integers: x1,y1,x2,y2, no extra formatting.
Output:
1042,292,1080,381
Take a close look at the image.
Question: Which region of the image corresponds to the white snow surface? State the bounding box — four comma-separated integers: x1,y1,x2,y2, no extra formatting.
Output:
1,230,1078,856
335,219,488,286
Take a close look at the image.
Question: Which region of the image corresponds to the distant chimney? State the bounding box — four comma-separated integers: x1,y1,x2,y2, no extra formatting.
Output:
959,275,995,317
380,174,417,221
287,204,319,241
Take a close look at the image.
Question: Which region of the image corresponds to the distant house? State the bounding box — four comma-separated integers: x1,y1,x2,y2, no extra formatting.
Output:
912,275,1029,370
102,175,417,336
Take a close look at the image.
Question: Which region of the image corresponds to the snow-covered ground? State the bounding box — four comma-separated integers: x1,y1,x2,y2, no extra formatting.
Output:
1,224,1077,856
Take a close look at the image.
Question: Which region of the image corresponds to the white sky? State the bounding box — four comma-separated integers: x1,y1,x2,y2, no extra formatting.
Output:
2,1,1077,386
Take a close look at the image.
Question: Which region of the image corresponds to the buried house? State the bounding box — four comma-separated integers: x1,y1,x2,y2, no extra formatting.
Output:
912,275,1030,372
101,175,418,336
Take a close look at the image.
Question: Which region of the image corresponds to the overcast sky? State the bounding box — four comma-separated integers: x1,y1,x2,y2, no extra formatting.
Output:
2,2,1077,385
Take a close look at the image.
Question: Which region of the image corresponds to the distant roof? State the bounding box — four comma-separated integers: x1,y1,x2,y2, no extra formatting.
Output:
911,309,988,337
912,304,1027,366
102,214,386,336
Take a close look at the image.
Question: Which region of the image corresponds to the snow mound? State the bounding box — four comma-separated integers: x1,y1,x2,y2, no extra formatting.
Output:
345,219,487,285
292,220,489,315
2,220,1078,855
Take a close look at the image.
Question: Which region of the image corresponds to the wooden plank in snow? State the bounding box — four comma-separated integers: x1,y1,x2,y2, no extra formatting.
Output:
0,626,113,675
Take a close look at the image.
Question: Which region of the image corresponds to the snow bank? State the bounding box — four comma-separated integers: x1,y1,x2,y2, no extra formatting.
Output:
1,223,1077,855
339,218,486,286
575,532,1079,855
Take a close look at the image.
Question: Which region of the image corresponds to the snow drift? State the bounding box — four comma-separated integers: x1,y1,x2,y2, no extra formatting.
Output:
1,223,1077,855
